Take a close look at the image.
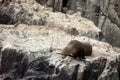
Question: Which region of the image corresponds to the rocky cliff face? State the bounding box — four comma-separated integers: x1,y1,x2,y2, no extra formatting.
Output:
0,24,120,80
0,1,120,80
42,0,120,47
69,0,120,47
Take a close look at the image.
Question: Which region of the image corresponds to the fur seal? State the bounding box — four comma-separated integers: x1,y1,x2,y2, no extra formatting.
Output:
61,40,92,59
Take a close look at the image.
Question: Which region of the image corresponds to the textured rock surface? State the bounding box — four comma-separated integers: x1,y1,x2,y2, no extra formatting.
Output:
0,2,101,40
60,0,120,47
69,0,120,47
0,24,120,80
99,0,120,47
0,1,120,80
41,0,120,47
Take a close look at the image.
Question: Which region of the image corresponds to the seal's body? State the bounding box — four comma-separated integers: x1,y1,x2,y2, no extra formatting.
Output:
61,40,92,59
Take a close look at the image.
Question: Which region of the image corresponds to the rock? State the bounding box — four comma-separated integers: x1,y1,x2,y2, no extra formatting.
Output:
98,57,120,80
83,57,107,80
40,0,120,47
0,2,101,40
56,0,120,47
0,1,120,80
0,24,119,80
23,57,55,80
0,48,29,79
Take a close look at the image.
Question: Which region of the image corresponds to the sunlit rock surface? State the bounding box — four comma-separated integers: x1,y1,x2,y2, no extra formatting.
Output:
0,24,120,80
0,2,120,80
0,2,101,40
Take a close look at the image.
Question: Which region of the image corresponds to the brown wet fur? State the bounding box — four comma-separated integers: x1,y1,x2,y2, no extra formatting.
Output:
61,40,92,59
